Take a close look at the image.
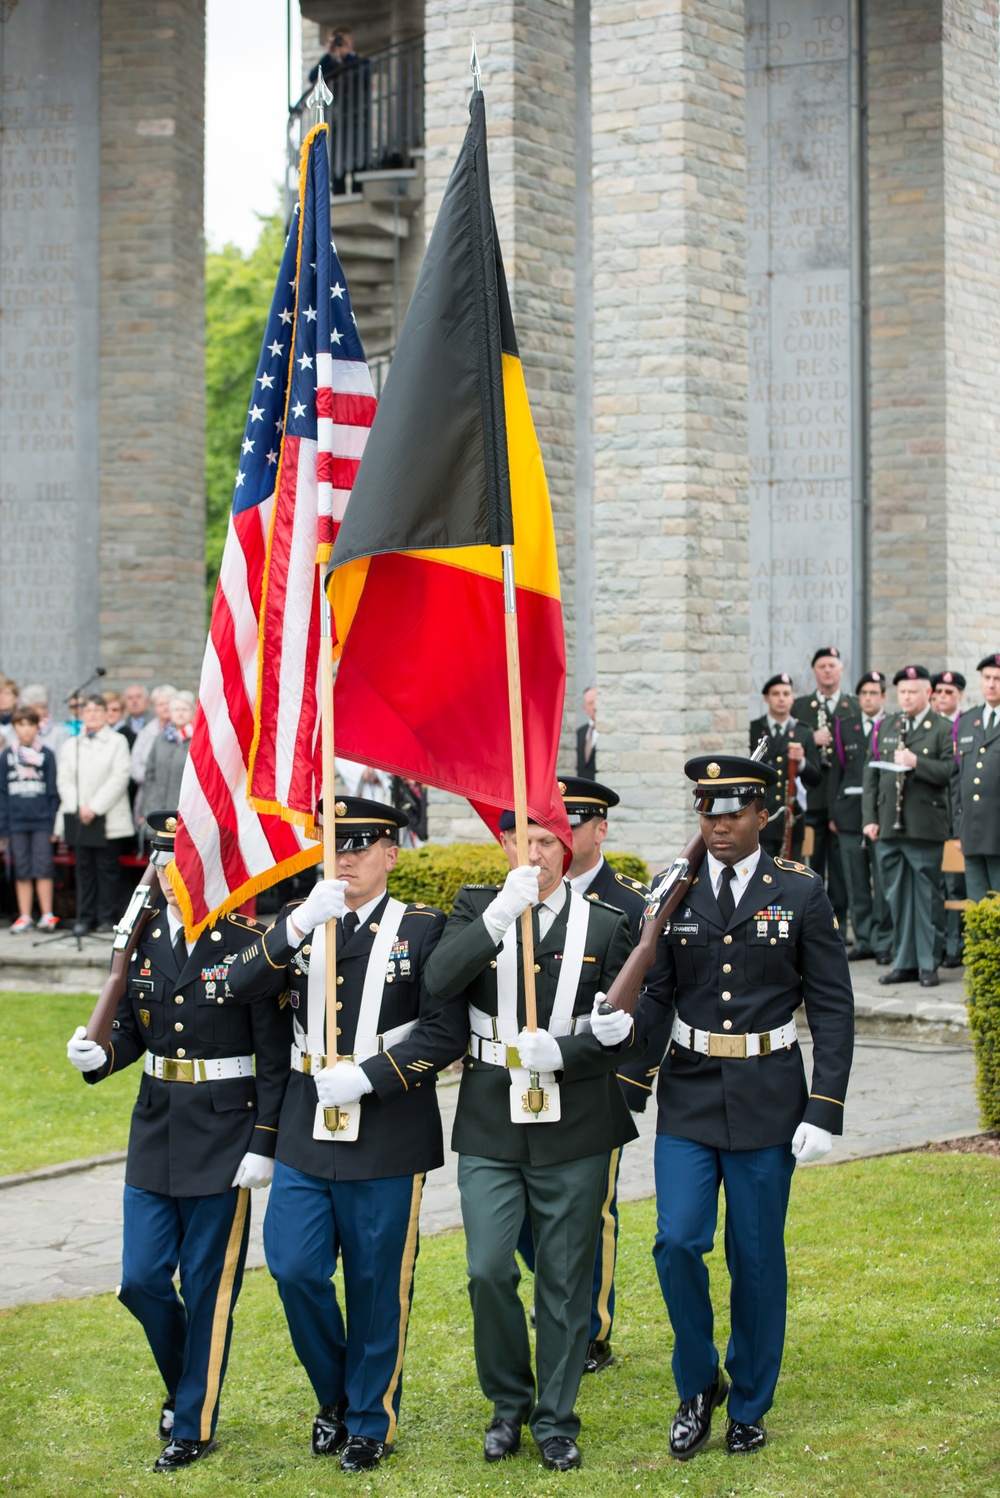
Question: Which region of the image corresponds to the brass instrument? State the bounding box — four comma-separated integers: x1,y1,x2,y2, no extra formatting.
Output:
893,714,908,833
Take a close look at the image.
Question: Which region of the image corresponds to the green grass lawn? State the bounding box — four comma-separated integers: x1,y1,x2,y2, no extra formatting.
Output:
0,993,137,1174
2,1154,999,1495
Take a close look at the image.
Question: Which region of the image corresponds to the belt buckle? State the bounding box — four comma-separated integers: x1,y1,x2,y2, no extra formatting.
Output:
708,1033,747,1059
301,1054,326,1075
758,1031,772,1056
162,1058,194,1082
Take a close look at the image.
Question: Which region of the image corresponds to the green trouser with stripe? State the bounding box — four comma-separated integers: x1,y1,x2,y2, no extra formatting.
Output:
458,1152,607,1443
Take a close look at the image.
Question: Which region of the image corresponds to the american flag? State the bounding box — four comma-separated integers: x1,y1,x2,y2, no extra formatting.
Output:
172,125,376,937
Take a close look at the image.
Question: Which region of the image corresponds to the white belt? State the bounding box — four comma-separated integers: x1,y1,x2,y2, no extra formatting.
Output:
144,1053,253,1083
469,1017,592,1069
670,1014,797,1059
291,1019,417,1074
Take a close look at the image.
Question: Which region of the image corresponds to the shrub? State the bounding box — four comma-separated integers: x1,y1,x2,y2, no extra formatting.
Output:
388,843,650,912
963,894,1000,1129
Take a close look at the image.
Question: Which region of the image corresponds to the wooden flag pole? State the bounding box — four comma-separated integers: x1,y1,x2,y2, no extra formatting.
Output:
501,544,538,1033
319,584,339,1065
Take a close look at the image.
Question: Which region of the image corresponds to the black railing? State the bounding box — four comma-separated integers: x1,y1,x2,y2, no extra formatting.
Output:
287,35,424,212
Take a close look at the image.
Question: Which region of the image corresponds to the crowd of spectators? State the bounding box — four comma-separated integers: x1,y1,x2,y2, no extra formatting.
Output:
0,675,196,935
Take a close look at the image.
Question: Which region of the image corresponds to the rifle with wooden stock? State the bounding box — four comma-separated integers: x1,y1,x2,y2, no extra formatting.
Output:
84,862,158,1051
599,736,770,1018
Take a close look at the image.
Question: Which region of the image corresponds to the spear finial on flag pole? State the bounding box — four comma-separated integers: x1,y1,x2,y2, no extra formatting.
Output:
470,34,482,92
306,69,333,121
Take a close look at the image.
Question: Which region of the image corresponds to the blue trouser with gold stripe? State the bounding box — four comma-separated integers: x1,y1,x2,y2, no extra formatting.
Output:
263,1163,423,1444
119,1184,250,1442
653,1136,796,1424
517,1148,622,1343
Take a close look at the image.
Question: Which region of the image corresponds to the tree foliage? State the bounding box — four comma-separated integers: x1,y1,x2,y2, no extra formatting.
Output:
204,213,286,607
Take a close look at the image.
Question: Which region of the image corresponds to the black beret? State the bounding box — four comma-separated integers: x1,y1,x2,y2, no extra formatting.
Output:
855,670,887,693
811,646,842,666
891,665,930,685
762,672,793,694
931,671,966,691
976,653,1000,672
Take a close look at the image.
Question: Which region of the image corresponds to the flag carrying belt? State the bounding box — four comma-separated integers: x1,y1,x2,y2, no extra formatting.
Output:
468,890,592,1066
291,898,416,1068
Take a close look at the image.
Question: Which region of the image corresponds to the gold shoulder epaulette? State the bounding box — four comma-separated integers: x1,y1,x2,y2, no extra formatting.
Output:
614,870,650,896
405,903,440,916
773,858,818,878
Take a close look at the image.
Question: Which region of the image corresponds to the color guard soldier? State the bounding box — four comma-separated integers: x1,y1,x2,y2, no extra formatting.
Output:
65,811,290,1470
792,647,857,929
632,755,854,1458
931,670,967,966
516,777,670,1377
749,674,822,861
951,652,1000,903
424,813,637,1470
830,671,893,963
227,797,467,1473
863,666,954,987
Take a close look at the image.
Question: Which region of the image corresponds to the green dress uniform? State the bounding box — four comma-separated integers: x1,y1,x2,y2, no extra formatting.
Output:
791,689,858,924
952,703,1000,902
748,716,822,860
862,708,954,974
424,880,637,1447
829,709,893,957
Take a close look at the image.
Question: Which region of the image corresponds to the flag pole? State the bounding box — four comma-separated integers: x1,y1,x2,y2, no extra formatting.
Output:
471,35,540,1040
305,68,342,1087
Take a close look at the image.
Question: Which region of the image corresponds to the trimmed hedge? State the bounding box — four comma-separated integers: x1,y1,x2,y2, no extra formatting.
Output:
964,894,1000,1130
387,842,650,914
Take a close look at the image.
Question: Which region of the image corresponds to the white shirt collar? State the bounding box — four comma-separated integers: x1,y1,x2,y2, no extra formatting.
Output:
165,906,194,953
569,854,604,895
705,846,761,908
767,714,794,734
818,689,841,709
346,889,388,928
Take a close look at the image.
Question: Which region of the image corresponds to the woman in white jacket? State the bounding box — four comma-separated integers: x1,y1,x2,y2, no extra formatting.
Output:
56,695,132,933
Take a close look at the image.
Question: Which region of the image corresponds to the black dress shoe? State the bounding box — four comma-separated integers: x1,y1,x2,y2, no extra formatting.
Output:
919,969,939,987
726,1418,767,1454
157,1397,175,1442
878,968,919,985
484,1417,522,1462
154,1438,216,1470
941,955,964,969
847,947,875,962
669,1370,729,1460
339,1435,386,1472
311,1400,348,1455
538,1436,582,1470
583,1338,614,1373
875,952,893,965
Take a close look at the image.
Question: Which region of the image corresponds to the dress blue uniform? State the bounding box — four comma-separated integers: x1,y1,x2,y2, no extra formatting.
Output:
633,755,854,1451
79,862,289,1451
228,801,467,1461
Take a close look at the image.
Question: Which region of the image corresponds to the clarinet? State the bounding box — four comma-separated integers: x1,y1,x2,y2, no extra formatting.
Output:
893,714,907,833
815,698,832,767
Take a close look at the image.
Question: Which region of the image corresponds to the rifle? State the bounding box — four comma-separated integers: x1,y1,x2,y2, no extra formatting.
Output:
600,736,770,1017
84,862,158,1050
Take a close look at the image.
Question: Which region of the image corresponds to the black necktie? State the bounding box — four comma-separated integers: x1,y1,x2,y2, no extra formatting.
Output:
987,709,997,734
716,864,736,925
341,911,359,943
172,927,187,972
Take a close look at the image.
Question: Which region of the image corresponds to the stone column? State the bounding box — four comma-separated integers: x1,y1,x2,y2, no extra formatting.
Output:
424,0,578,838
590,0,749,868
867,0,1000,669
98,0,206,689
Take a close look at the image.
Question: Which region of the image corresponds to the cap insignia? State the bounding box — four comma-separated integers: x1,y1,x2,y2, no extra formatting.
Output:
707,762,721,779
165,816,177,833
558,781,566,793
335,800,347,817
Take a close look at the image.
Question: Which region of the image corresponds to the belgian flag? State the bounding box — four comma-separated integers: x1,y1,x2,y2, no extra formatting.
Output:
327,91,570,849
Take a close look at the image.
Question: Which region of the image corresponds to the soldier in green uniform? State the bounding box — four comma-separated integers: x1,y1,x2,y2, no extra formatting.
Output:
830,671,893,963
863,666,954,987
931,670,967,965
952,652,1000,903
792,646,858,929
748,673,822,860
424,813,636,1471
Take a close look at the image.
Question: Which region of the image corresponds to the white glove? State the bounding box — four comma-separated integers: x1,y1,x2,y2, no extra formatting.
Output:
67,1025,107,1073
314,1060,373,1109
484,865,541,936
515,1028,563,1072
590,994,633,1047
291,879,348,936
231,1152,274,1189
791,1122,833,1164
